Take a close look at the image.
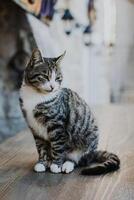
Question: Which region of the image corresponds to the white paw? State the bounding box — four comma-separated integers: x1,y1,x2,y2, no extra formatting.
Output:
34,163,46,172
62,161,75,173
50,163,61,173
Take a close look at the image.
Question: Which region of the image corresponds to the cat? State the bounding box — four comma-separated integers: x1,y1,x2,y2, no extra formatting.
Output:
20,48,120,175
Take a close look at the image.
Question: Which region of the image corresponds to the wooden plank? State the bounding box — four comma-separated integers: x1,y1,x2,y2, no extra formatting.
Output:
0,105,134,200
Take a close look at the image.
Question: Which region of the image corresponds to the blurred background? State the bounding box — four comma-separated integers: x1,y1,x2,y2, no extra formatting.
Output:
0,0,134,142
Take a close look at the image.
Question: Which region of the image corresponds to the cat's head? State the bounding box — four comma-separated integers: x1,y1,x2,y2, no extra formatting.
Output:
24,48,65,93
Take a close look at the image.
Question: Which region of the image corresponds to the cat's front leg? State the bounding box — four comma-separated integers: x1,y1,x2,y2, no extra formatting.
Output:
49,130,66,173
33,135,48,172
50,148,64,173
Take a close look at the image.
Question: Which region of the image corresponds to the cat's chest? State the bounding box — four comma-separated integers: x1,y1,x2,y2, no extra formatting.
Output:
20,86,50,140
24,98,48,140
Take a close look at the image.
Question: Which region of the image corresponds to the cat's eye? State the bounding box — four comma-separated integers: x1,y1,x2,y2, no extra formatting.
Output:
44,75,49,80
38,75,49,81
56,76,61,81
38,76,44,81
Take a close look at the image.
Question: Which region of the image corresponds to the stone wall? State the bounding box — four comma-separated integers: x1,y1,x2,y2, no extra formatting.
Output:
0,0,34,142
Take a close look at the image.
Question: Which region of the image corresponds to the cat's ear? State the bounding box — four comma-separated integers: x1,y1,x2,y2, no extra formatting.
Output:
54,51,66,65
29,48,43,66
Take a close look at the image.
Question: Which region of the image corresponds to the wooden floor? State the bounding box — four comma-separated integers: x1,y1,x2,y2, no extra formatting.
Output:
0,105,134,200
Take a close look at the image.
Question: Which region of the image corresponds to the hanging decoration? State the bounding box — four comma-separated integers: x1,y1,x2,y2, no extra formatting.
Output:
83,25,92,46
13,0,57,24
60,0,75,36
83,0,96,46
39,0,57,25
13,0,97,46
61,9,74,35
88,0,96,27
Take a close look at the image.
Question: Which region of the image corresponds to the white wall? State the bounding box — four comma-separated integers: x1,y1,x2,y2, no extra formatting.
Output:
28,0,134,105
110,0,134,101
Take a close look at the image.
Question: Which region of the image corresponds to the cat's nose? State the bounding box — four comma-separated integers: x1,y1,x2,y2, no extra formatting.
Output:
50,85,54,91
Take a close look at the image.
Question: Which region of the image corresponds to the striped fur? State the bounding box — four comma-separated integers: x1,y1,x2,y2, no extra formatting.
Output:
79,151,120,175
20,49,120,175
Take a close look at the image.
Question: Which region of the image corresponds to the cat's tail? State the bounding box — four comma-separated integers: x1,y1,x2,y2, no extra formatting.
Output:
79,151,120,175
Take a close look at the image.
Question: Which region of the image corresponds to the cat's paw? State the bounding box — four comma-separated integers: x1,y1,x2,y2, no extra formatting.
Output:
50,163,61,173
34,162,46,172
62,161,75,173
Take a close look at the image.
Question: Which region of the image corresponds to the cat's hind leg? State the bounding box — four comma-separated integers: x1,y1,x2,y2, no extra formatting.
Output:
61,150,83,174
62,161,75,173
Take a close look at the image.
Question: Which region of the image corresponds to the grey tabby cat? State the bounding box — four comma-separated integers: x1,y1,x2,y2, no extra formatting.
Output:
20,49,120,175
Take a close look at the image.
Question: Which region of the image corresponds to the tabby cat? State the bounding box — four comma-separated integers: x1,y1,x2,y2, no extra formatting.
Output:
20,49,120,175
